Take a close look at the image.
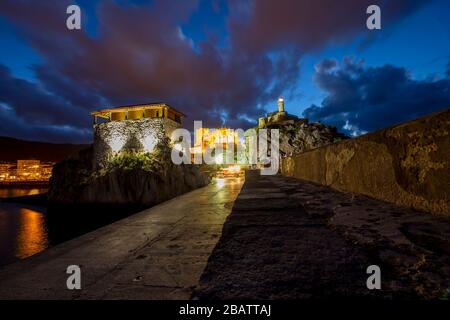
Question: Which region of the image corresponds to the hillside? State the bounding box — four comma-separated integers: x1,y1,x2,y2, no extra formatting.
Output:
0,136,90,163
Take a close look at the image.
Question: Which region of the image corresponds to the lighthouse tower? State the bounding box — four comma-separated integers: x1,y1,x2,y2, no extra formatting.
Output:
258,96,294,128
278,97,285,113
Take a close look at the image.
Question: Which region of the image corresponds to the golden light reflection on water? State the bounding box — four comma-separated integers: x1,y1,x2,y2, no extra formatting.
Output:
0,188,47,198
15,208,48,259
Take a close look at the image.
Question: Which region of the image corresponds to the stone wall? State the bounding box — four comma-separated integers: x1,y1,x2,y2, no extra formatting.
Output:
281,109,450,215
93,118,180,168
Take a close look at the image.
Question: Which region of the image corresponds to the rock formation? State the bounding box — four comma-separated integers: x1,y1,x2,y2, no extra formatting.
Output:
263,118,348,156
48,138,210,206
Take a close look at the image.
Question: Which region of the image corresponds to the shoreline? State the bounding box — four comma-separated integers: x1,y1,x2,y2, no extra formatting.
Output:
0,181,49,188
0,192,48,206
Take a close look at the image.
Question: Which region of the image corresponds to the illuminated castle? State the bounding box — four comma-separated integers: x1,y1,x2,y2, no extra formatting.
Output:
91,103,184,167
190,127,241,164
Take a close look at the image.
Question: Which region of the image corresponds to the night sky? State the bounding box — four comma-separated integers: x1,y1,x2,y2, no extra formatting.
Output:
0,0,449,143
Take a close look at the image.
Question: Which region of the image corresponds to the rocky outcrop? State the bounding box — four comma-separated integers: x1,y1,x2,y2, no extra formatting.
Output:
264,118,347,156
48,140,210,206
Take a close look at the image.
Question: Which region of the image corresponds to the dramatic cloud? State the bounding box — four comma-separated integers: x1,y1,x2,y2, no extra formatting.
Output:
0,102,90,144
0,0,432,142
303,58,450,136
229,0,429,53
0,65,87,126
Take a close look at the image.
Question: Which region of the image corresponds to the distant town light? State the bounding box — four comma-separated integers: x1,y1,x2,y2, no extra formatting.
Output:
0,160,53,183
228,165,241,172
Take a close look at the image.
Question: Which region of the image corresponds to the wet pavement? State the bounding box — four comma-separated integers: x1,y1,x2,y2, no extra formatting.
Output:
195,171,450,300
1,171,449,300
0,177,243,299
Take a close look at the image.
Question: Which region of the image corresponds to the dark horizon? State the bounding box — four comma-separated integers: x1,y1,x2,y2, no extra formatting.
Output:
0,136,89,162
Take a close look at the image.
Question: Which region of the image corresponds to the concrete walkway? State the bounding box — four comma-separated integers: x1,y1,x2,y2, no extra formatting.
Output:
0,178,243,299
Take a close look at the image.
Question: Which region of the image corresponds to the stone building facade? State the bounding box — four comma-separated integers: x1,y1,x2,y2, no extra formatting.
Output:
91,103,184,167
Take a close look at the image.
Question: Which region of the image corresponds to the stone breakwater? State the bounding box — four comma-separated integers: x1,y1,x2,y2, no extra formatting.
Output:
195,171,450,299
282,109,450,215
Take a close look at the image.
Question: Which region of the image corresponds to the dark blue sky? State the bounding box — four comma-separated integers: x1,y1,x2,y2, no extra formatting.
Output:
0,0,449,143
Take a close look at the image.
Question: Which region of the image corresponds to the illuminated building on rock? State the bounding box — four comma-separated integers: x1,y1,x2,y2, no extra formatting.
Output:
190,128,246,164
91,103,185,167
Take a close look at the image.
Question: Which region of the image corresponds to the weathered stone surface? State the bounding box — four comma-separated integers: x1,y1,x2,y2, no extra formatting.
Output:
48,141,210,206
260,118,347,157
80,165,210,206
49,163,210,206
93,117,180,168
282,109,450,215
195,173,450,300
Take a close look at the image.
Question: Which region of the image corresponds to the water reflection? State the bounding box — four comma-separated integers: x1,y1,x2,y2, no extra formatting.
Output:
0,200,143,266
0,203,48,266
15,208,48,259
0,188,47,198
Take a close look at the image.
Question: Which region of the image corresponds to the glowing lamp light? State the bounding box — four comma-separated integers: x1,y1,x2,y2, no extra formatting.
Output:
227,165,241,173
143,135,157,152
109,138,126,153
